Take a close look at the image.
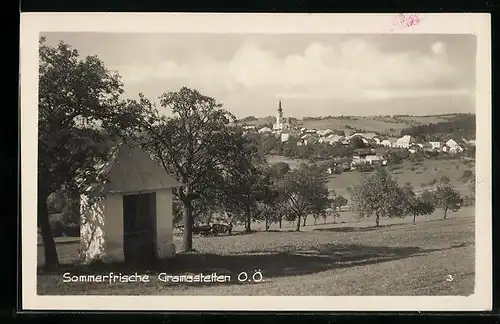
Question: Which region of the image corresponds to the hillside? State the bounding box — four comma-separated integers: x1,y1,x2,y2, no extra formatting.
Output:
237,114,470,136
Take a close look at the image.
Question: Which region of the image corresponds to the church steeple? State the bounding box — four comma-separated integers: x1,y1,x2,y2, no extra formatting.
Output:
278,99,283,118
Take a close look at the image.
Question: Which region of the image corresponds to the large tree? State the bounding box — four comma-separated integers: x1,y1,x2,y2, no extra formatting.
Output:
434,182,463,219
278,163,330,231
135,87,238,251
38,38,135,268
350,167,407,227
218,130,271,232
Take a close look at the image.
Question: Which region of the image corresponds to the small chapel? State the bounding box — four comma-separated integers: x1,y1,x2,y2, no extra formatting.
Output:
272,99,292,132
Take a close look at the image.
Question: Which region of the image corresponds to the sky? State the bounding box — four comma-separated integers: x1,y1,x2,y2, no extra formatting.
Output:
41,33,477,119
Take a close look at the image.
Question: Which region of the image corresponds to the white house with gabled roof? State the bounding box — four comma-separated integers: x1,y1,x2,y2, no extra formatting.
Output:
79,143,183,264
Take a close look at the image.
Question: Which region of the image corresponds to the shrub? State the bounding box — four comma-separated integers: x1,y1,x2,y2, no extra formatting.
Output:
462,195,475,207
460,169,474,183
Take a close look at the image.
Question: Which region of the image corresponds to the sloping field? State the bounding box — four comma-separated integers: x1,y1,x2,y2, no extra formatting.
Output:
37,207,474,296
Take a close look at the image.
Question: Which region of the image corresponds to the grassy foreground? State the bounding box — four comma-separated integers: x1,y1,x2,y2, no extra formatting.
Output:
37,207,475,296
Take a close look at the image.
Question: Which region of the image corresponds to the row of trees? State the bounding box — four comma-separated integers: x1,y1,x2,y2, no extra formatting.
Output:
350,170,463,226
172,160,339,233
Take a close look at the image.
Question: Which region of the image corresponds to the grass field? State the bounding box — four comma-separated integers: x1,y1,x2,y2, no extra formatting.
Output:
268,155,475,198
37,206,474,296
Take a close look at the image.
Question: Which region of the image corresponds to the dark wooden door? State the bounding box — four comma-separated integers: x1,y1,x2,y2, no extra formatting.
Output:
122,193,157,264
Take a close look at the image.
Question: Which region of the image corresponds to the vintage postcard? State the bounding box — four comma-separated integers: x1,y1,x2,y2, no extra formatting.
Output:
20,13,492,311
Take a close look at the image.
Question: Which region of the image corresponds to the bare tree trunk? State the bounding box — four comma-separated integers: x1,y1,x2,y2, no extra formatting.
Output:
313,218,317,225
443,207,448,219
279,217,282,229
182,201,194,251
295,215,301,232
375,214,380,227
413,214,416,223
302,214,307,227
244,206,252,232
39,192,59,269
265,216,270,231
333,212,337,224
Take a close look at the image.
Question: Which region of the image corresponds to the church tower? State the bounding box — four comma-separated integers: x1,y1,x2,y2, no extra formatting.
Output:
273,99,284,131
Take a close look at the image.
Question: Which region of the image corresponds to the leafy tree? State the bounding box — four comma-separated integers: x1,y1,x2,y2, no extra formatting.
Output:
278,163,330,231
434,183,463,219
219,135,270,232
420,189,436,207
332,195,348,212
350,167,407,227
349,136,366,149
270,162,290,177
402,185,435,223
136,87,238,251
38,38,135,268
255,184,283,231
439,176,451,185
460,169,474,183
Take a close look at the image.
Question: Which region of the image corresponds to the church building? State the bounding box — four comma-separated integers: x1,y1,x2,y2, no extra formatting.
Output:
272,99,292,132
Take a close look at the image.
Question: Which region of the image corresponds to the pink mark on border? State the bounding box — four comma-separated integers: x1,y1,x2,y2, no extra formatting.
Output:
390,13,421,31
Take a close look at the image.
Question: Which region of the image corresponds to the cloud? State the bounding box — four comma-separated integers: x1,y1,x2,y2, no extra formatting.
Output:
112,38,469,103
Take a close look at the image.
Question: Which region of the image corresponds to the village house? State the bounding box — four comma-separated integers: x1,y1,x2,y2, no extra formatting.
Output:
258,126,272,134
340,138,350,146
79,142,183,264
319,134,344,145
428,141,442,151
365,154,387,165
348,132,378,140
304,128,317,134
380,139,393,147
317,129,333,137
393,135,414,149
280,133,290,142
443,139,464,154
242,125,256,130
421,142,434,152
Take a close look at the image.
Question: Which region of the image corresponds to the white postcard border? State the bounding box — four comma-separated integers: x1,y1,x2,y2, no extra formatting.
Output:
20,12,492,311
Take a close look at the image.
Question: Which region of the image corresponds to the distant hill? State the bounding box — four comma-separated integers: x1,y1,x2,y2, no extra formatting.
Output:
399,114,475,141
236,114,470,136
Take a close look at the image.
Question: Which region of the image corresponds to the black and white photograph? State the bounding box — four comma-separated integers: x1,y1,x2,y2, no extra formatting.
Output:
20,13,492,311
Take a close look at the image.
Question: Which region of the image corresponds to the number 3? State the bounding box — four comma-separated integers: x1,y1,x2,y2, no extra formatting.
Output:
446,275,454,282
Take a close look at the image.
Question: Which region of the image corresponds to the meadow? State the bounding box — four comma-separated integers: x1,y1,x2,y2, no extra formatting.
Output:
268,155,475,198
37,207,474,296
